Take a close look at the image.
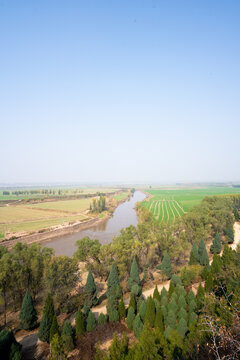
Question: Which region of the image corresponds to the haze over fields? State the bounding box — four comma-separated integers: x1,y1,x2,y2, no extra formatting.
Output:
1,1,240,183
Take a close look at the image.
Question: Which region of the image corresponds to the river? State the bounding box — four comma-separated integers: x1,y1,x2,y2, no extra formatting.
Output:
43,190,146,256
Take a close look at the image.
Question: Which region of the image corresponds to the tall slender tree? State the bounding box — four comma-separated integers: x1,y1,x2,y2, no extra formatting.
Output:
19,291,37,330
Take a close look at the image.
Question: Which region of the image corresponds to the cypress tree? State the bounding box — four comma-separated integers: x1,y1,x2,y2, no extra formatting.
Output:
128,257,141,290
38,313,50,342
86,311,96,332
108,309,119,323
144,296,155,327
161,287,168,299
178,308,187,322
98,313,107,325
205,272,214,292
198,238,205,259
126,307,135,330
200,246,209,266
171,274,182,287
178,295,187,310
161,305,167,323
153,285,161,302
187,290,195,305
107,264,122,298
75,309,85,337
196,284,205,309
177,318,188,338
49,315,60,343
176,284,186,298
161,295,168,308
84,271,98,308
160,252,172,279
133,314,143,339
43,294,55,327
164,326,172,339
166,310,176,329
189,243,199,265
128,292,136,312
62,321,73,337
19,291,37,330
50,333,65,360
189,299,197,313
221,244,234,266
168,298,178,314
154,305,164,332
119,297,126,319
168,281,175,299
225,227,234,244
210,233,222,254
211,253,222,273
139,300,147,322
62,321,74,353
188,311,198,325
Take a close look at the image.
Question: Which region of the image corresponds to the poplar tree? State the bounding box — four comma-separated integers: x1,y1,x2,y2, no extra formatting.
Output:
144,296,155,327
210,233,222,254
160,252,172,279
84,271,98,308
19,291,37,330
189,243,199,265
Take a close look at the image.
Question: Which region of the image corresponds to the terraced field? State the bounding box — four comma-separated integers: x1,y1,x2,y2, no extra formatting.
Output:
142,187,240,222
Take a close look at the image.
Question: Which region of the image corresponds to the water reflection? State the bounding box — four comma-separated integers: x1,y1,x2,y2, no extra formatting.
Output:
43,191,146,257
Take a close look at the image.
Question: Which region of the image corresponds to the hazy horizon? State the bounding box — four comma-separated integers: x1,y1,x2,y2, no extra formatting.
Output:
1,1,240,183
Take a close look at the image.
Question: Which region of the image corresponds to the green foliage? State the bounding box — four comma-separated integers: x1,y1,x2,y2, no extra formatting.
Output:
178,307,188,322
0,330,22,360
49,315,60,343
160,252,172,279
161,295,168,308
107,264,122,299
19,290,37,330
153,285,161,302
128,257,141,290
210,233,222,254
98,313,107,325
187,289,195,304
74,237,101,264
161,287,168,299
168,297,178,314
166,310,176,329
154,305,164,332
50,333,66,360
188,311,198,325
211,253,222,273
105,333,128,360
133,314,143,338
189,299,197,313
177,318,188,338
128,292,136,312
189,243,199,265
86,311,96,332
224,226,234,243
200,246,209,266
196,283,205,309
178,295,187,310
62,321,73,338
161,305,167,322
108,309,119,323
84,271,98,308
38,313,50,342
75,309,85,337
62,334,74,353
126,307,135,330
139,300,147,322
43,294,55,328
205,272,214,292
119,297,126,319
171,274,182,287
168,281,175,298
144,296,155,327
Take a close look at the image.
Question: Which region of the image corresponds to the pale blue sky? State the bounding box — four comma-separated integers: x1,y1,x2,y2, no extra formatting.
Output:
0,1,239,183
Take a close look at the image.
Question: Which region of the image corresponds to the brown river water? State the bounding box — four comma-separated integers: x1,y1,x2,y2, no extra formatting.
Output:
43,191,146,257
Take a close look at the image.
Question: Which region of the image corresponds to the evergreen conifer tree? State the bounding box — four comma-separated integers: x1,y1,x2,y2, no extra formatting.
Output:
153,285,161,302
166,310,176,329
196,284,205,309
205,272,214,292
189,299,197,314
178,308,187,322
62,321,73,337
200,246,209,266
168,281,175,299
178,295,187,310
187,290,195,305
171,274,182,287
84,271,98,308
107,264,121,298
161,287,168,299
211,253,222,273
49,315,60,343
126,307,135,330
19,291,37,330
189,243,199,265
75,309,85,338
43,294,55,327
177,318,188,338
62,321,74,353
98,313,107,325
210,233,222,254
86,311,96,332
38,313,50,342
160,252,172,279
188,311,198,325
161,295,168,308
139,300,147,322
154,305,164,332
128,292,136,312
144,296,155,327
118,297,126,319
168,298,178,314
128,257,141,290
50,333,66,360
221,244,234,266
161,305,167,323
108,308,119,323
198,238,205,259
133,314,143,339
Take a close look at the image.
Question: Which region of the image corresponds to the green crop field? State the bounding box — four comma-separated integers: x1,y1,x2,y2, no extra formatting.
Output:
142,187,240,222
